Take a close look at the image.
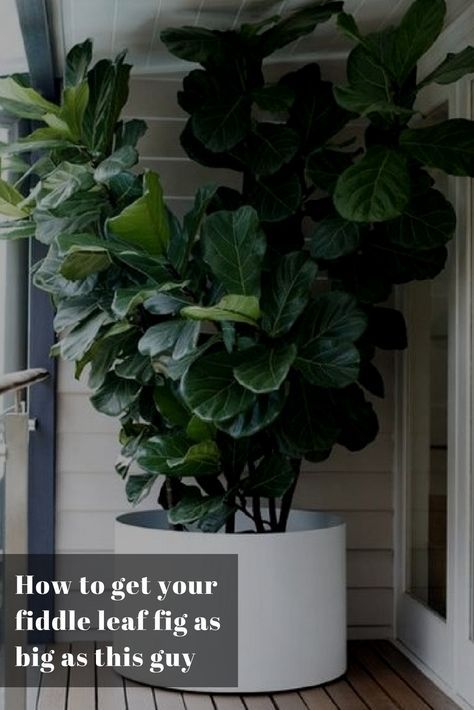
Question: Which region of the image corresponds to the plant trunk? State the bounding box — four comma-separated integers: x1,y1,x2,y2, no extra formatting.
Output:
165,479,184,531
277,458,302,532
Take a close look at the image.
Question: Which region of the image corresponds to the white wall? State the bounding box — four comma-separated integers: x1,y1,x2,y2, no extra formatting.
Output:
56,74,395,639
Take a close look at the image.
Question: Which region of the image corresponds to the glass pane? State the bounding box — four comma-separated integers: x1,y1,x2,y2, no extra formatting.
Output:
407,256,449,617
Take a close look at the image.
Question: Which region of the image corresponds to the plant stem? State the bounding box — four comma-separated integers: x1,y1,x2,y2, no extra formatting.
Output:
277,458,302,532
252,496,265,533
165,478,183,531
269,498,277,531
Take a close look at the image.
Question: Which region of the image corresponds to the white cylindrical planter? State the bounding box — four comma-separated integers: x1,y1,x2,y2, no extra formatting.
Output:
115,509,346,693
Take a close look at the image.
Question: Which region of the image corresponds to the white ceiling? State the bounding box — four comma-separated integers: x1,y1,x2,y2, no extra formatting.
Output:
0,0,28,75
48,0,471,76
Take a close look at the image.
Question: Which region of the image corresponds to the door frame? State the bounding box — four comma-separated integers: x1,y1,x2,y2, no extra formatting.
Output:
394,7,474,706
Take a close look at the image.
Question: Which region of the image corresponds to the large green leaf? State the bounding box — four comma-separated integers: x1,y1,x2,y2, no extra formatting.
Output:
261,252,317,337
34,191,103,245
59,83,90,141
94,146,138,183
137,434,220,477
126,474,157,505
181,350,255,423
181,294,260,326
253,172,302,222
306,149,354,194
252,84,295,112
138,320,199,359
169,183,218,275
0,77,60,119
384,189,456,250
243,453,294,497
90,372,141,416
0,220,35,239
0,128,74,155
112,287,157,318
0,178,28,219
216,390,285,438
202,206,266,296
283,64,351,151
245,124,299,176
39,162,95,210
259,2,343,56
275,380,340,455
160,27,227,65
65,38,93,88
192,94,251,152
298,291,368,342
385,0,446,83
333,85,414,119
295,338,360,388
107,171,170,255
310,216,360,260
334,384,379,451
61,246,111,280
154,381,190,427
233,344,296,394
334,147,410,222
419,47,474,87
169,492,234,532
59,310,112,361
400,119,474,176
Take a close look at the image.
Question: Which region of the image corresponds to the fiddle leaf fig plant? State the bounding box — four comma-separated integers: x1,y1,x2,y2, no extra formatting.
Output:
0,0,473,533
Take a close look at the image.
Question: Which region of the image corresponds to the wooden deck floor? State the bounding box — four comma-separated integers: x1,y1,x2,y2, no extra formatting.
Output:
31,641,462,710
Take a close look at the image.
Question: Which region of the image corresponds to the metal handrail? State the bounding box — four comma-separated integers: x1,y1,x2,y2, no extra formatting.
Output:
0,368,48,395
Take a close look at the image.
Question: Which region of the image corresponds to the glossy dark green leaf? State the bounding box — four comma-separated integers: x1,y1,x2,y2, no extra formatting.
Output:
169,183,218,274
275,380,340,455
115,353,154,384
386,0,446,83
65,38,93,88
138,320,199,359
243,453,294,497
112,287,157,318
283,64,351,150
126,474,157,504
336,12,362,43
61,246,111,280
384,189,456,250
202,206,266,296
137,434,220,477
334,147,410,222
59,309,111,360
192,94,251,152
216,389,286,438
400,119,474,176
245,124,299,176
160,27,226,65
306,149,354,193
115,119,148,149
252,84,295,112
181,350,255,423
310,216,360,260
298,291,368,342
90,371,141,416
182,294,260,326
154,381,190,427
253,172,302,222
334,384,379,451
295,338,360,388
107,171,171,255
0,77,60,119
261,252,318,337
419,46,474,87
234,344,297,394
259,2,343,56
94,146,138,183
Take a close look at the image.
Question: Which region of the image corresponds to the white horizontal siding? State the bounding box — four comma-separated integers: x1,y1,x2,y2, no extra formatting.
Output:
55,75,396,639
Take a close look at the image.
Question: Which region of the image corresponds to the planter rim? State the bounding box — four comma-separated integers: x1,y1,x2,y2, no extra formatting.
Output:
116,508,344,537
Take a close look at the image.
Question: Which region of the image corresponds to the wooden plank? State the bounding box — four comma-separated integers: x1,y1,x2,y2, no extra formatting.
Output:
154,687,186,710
240,694,275,710
125,678,156,710
182,692,215,710
351,643,431,710
36,643,68,710
346,661,397,709
213,695,246,709
324,679,368,709
299,687,339,709
67,642,96,710
272,691,307,709
372,641,461,710
96,643,126,710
